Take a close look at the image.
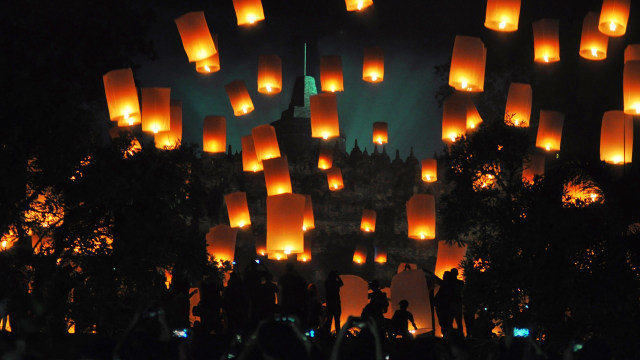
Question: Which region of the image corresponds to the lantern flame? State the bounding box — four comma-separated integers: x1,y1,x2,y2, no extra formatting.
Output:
499,21,507,29
266,85,272,93
302,225,307,231
425,175,432,181
371,74,378,81
204,65,211,72
461,81,468,89
377,138,383,145
591,48,598,57
238,221,246,228
543,55,549,62
357,1,363,10
242,106,248,114
420,233,425,240
323,133,329,140
610,22,616,31
284,248,292,255
635,105,640,114
545,145,551,151
248,15,256,24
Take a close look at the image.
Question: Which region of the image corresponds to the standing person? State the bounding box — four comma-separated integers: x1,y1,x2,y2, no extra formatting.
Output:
434,270,454,334
277,263,307,321
222,272,249,335
390,299,418,339
450,268,465,332
361,280,389,334
323,270,343,333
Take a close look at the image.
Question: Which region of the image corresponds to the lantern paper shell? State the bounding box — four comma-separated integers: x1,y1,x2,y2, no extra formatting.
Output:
363,47,384,83
505,83,532,127
320,55,344,93
449,35,486,92
353,245,367,264
580,12,608,60
318,146,333,170
206,225,237,263
372,122,388,145
533,19,560,63
535,110,564,152
225,192,251,228
442,95,467,142
141,88,171,134
174,12,217,63
297,238,312,262
202,116,226,153
310,93,340,140
600,111,633,164
360,209,376,233
624,44,640,63
252,124,281,161
196,34,220,73
522,154,545,183
345,0,373,11
103,68,140,126
434,242,467,280
155,100,183,149
256,237,267,256
225,80,254,116
374,247,387,264
599,0,630,37
232,0,265,26
263,156,292,196
624,61,640,115
406,194,436,240
421,158,437,182
258,55,282,94
484,0,521,32
241,135,263,172
268,252,288,260
266,193,305,254
462,96,483,130
303,194,315,231
326,167,344,191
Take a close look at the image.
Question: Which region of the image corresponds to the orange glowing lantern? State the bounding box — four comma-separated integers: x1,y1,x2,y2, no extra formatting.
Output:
232,0,265,26
252,124,281,161
155,100,183,149
241,135,263,172
449,35,486,92
624,60,640,115
318,146,333,170
505,83,532,127
225,192,251,228
303,194,315,231
310,93,340,140
374,246,387,264
484,0,520,32
258,54,282,94
535,110,564,152
442,94,467,142
195,34,220,73
406,194,436,240
298,239,312,262
326,167,344,191
268,252,288,260
580,12,608,60
225,80,254,116
345,0,373,11
624,44,640,63
360,209,376,233
320,55,344,93
363,47,384,83
462,95,483,130
563,177,603,207
434,241,467,280
266,193,305,254
599,0,630,37
141,88,171,134
103,68,141,126
174,12,217,70
206,225,238,264
600,111,633,165
372,122,388,145
533,19,560,63
421,158,437,182
256,237,267,256
263,156,292,196
522,154,545,184
353,245,367,264
202,116,226,153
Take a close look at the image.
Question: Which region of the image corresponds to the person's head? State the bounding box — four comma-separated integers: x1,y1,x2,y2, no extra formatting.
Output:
399,299,409,310
450,268,459,278
368,280,380,291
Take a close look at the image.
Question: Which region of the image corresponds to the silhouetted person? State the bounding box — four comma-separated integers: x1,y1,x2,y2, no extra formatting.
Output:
277,263,307,321
391,299,418,339
222,271,249,335
361,280,389,334
450,268,465,332
324,270,343,332
434,270,454,333
197,275,222,334
306,283,324,330
252,272,278,325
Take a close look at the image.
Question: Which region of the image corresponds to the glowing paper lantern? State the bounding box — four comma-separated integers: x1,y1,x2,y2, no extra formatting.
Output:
103,68,140,126
442,94,467,142
462,96,483,130
154,99,183,149
600,111,633,164
484,0,521,32
535,110,564,152
232,0,265,26
310,93,340,140
533,19,560,63
390,269,433,333
318,146,333,170
258,54,282,94
297,238,312,262
598,0,630,37
363,47,384,83
522,154,545,183
434,242,467,280
580,12,608,60
353,245,367,264
252,124,281,161
195,34,220,73
303,194,315,231
225,80,254,116
174,12,217,65
268,252,288,260
202,116,226,153
256,237,267,256
624,61,640,115
374,246,387,264
421,158,437,182
205,225,238,264
241,135,263,172
625,44,640,63
266,193,305,254
225,192,251,228
505,83,532,127
345,0,373,11
449,35,486,92
338,275,369,332
141,88,171,134
326,167,344,191
263,156,292,196
372,122,388,145
320,55,344,93
360,209,376,233
406,194,436,240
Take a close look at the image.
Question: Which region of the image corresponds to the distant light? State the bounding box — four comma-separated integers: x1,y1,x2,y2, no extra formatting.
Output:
266,85,272,93
461,81,468,89
204,65,211,72
543,55,549,63
591,48,598,57
610,22,617,32
545,145,551,151
499,21,507,29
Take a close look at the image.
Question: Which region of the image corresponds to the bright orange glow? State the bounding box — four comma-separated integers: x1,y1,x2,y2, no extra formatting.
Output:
174,12,217,64
251,124,281,162
195,34,220,73
320,55,344,92
232,0,265,26
326,167,344,191
624,61,640,115
580,12,608,60
258,55,282,94
303,194,315,231
318,147,333,170
600,111,633,165
310,93,340,140
155,100,183,150
449,36,486,92
522,154,545,184
505,83,532,127
202,116,226,153
141,87,171,134
372,122,388,145
103,68,141,126
484,0,520,32
353,245,367,264
598,0,630,36
225,192,251,228
563,178,603,207
225,80,254,116
406,194,436,240
533,19,560,63
421,158,437,183
206,225,238,263
434,241,467,280
363,47,384,83
442,94,467,142
241,135,264,172
345,0,373,11
360,209,377,233
263,156,292,196
266,193,305,254
374,247,387,264
535,110,564,152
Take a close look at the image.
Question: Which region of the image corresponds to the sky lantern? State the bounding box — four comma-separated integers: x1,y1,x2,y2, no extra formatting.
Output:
174,12,217,70
533,19,560,63
600,111,633,165
205,225,238,264
360,209,377,233
353,244,367,264
202,116,226,153
442,94,467,142
303,194,315,231
258,54,282,94
374,246,387,264
310,93,340,140
195,34,220,73
266,193,305,254
624,60,640,115
461,95,483,130
372,122,388,145
318,146,333,170
320,55,344,93
263,156,292,196
522,154,545,184
484,0,520,32
580,12,608,60
232,0,265,26
225,192,251,228
625,44,640,63
434,242,467,281
103,68,140,126
449,35,486,92
268,252,288,260
241,135,263,172
421,158,437,182
141,87,171,134
154,100,183,149
363,47,384,83
326,167,344,191
345,0,373,11
505,83,532,127
251,124,281,162
598,0,630,37
406,194,436,240
225,80,254,116
297,238,312,262
535,110,564,152
255,236,267,256
390,269,433,334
